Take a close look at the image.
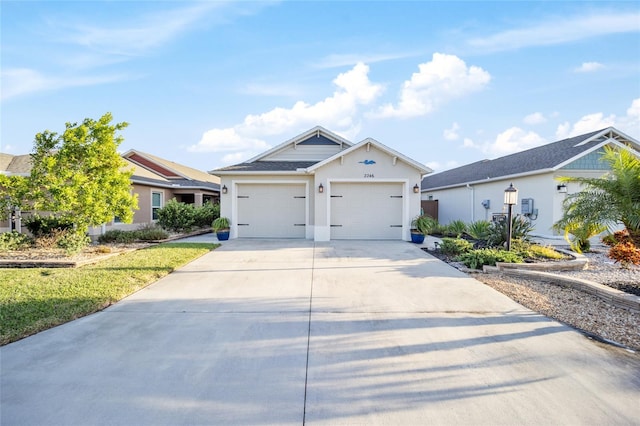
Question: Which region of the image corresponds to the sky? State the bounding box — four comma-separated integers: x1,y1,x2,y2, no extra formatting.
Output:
1,1,639,174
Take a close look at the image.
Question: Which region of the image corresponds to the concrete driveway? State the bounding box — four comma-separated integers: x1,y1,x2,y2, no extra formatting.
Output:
2,239,639,425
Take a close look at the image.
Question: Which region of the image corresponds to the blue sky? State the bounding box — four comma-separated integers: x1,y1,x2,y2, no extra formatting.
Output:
2,1,639,173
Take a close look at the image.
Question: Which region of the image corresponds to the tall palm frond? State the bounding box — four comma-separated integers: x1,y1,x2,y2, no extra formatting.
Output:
554,145,640,246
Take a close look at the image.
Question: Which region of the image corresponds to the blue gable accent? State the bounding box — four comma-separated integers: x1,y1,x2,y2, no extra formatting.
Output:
561,149,610,170
298,135,340,146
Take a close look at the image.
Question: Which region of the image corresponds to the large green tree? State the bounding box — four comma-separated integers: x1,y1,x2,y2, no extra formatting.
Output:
0,175,30,213
553,145,640,247
29,113,138,233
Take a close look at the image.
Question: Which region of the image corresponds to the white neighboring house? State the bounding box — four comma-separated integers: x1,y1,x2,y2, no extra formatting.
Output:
420,127,640,238
211,126,431,241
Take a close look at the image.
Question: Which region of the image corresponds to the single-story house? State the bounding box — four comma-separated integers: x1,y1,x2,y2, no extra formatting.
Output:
0,150,221,235
420,127,640,237
211,126,431,241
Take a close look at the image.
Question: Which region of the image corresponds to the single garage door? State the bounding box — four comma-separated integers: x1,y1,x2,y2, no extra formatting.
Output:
237,184,306,238
330,182,403,240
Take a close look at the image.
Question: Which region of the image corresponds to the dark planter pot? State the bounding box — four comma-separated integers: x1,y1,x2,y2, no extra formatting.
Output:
216,230,230,241
410,232,425,244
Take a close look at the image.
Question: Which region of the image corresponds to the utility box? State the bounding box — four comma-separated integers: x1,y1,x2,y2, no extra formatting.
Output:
521,198,534,215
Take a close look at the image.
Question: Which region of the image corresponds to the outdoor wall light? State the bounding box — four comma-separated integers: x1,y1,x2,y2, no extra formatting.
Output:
318,183,324,193
503,183,518,251
413,184,420,193
221,185,227,194
557,184,568,193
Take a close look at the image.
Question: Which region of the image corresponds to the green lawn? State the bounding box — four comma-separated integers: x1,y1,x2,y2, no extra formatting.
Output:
0,243,218,345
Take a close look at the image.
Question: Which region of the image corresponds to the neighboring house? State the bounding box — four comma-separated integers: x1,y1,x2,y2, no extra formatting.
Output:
420,127,640,238
0,150,221,235
211,126,431,241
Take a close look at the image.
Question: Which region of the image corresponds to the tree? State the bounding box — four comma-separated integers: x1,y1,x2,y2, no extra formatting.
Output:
0,175,30,213
553,145,640,247
29,113,138,234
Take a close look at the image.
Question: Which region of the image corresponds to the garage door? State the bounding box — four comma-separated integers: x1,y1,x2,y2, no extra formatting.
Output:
237,184,306,238
330,182,403,240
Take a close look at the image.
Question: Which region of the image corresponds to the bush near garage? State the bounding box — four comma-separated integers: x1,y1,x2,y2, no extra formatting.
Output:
156,199,220,233
456,248,524,270
439,237,473,257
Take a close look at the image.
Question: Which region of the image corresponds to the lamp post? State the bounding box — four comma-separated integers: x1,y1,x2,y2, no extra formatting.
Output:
503,183,518,251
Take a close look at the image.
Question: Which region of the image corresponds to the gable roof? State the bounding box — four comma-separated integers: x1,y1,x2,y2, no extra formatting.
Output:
123,149,220,184
306,137,432,174
212,126,431,175
0,151,220,191
421,127,640,191
244,126,352,163
0,153,32,176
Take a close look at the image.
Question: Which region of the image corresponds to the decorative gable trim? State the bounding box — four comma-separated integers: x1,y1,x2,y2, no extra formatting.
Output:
306,137,431,174
245,126,352,163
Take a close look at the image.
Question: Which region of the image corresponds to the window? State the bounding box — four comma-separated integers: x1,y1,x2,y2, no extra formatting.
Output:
152,191,163,220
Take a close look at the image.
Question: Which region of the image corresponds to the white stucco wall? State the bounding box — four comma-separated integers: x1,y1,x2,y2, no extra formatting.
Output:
423,169,614,237
312,144,423,241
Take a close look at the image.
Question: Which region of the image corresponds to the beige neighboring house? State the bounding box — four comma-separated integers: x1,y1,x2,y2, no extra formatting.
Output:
211,126,431,241
420,127,640,238
0,150,221,235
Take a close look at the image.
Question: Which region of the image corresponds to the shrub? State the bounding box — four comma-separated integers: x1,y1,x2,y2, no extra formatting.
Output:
24,214,75,237
34,229,67,249
56,230,90,255
456,248,523,270
135,224,169,241
486,215,534,247
0,231,33,251
212,216,230,232
445,220,467,238
193,202,220,229
156,199,196,232
608,241,640,267
98,229,138,244
510,240,565,260
466,220,491,240
411,214,437,235
439,237,473,256
602,229,631,247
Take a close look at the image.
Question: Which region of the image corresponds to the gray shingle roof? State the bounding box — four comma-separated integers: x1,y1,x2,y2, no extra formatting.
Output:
131,175,220,191
421,129,609,190
212,160,319,173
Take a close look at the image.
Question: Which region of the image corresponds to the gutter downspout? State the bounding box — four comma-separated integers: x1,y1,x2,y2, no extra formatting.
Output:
467,184,474,222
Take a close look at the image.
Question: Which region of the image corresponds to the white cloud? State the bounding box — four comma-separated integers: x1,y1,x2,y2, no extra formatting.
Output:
483,127,547,157
462,138,477,148
375,53,491,118
574,62,605,73
555,113,616,139
523,112,547,125
468,11,640,53
189,63,383,162
314,52,419,69
443,122,460,140
55,3,228,57
1,67,127,100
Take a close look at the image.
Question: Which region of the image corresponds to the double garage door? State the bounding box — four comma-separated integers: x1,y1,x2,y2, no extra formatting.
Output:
235,182,403,240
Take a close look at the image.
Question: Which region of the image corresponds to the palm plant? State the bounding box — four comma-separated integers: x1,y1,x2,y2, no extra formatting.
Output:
554,146,640,247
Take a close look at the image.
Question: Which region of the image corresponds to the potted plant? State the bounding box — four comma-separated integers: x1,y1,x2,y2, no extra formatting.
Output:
410,214,436,244
212,217,231,241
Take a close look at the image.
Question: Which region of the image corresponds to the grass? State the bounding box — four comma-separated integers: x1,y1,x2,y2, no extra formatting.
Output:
0,243,218,345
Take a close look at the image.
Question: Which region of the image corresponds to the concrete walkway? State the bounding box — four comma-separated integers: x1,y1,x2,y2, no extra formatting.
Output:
2,240,639,425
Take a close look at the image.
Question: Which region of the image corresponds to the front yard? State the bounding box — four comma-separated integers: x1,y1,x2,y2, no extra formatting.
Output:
0,242,218,345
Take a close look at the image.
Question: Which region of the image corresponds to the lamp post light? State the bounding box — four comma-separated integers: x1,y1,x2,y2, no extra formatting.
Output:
503,183,518,251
